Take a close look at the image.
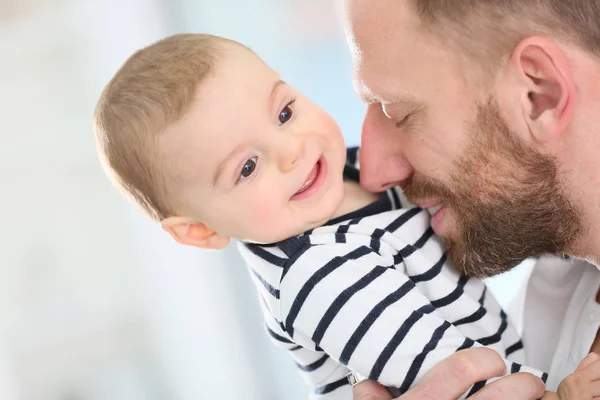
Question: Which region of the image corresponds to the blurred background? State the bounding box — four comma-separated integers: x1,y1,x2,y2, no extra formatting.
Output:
0,1,534,399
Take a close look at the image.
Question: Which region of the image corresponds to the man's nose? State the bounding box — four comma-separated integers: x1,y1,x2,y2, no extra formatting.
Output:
277,133,306,173
359,104,414,192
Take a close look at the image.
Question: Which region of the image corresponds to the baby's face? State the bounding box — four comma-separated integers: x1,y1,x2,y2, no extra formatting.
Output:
161,45,347,243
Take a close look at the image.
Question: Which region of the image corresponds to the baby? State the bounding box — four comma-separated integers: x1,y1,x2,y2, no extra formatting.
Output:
94,33,600,400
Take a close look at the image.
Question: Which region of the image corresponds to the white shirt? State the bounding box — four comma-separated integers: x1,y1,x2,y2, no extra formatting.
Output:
516,256,600,390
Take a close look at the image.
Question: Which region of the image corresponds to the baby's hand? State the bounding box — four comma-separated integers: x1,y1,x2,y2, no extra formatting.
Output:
542,352,600,400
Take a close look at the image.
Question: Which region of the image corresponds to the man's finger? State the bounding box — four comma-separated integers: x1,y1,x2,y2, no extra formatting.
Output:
352,348,541,400
352,379,392,400
469,372,546,400
577,352,600,372
403,348,507,400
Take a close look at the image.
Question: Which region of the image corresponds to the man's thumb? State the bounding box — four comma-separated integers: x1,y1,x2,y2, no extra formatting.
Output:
352,379,393,400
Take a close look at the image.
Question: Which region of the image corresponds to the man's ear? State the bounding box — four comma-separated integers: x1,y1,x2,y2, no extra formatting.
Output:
161,217,230,250
510,36,576,143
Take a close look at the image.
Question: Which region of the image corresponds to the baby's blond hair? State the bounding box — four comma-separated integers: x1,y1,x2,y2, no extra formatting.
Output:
94,33,233,221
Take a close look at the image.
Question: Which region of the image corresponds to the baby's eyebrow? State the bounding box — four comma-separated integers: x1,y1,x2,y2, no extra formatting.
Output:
271,79,286,96
270,79,287,112
213,144,246,187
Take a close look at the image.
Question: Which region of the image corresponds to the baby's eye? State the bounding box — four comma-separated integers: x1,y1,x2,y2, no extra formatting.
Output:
239,157,258,180
278,100,295,125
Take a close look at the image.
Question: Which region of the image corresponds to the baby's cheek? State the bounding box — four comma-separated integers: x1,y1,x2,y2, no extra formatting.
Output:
248,201,288,240
252,200,279,223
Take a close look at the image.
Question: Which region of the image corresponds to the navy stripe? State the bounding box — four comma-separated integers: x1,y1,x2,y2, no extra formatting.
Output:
393,252,405,267
337,225,351,234
505,340,524,357
284,246,373,336
252,269,280,299
412,227,435,249
399,245,417,259
477,310,508,346
296,354,329,372
385,207,422,232
343,165,360,182
312,266,388,344
467,381,486,397
289,345,302,351
339,280,423,365
390,187,402,209
453,307,487,326
281,245,311,281
346,147,358,166
278,237,308,258
315,377,349,395
457,337,476,351
394,187,404,208
478,286,487,305
371,304,436,380
245,244,287,266
399,320,453,393
511,363,522,374
335,225,350,244
266,326,293,344
409,252,447,283
431,275,469,308
325,193,392,227
370,229,385,253
335,233,347,243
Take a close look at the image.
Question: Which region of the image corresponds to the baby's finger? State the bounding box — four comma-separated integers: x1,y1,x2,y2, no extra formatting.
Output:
578,352,600,372
580,358,600,383
469,373,546,400
591,380,600,397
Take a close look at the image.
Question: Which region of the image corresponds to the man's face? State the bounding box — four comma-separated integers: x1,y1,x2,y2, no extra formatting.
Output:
345,0,581,277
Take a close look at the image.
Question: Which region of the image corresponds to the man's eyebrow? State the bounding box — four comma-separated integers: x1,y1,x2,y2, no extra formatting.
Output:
213,144,245,186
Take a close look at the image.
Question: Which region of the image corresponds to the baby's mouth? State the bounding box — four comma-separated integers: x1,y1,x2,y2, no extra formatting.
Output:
295,160,321,196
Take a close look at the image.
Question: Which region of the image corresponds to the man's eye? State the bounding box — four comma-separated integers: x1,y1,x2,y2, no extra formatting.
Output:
238,157,258,180
395,114,411,128
278,100,295,125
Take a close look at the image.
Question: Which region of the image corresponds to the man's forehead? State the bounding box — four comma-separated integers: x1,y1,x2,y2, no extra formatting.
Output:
349,37,415,103
345,0,415,37
345,0,417,70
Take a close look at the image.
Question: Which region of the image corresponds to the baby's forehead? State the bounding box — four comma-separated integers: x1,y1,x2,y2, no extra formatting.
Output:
160,43,280,147
192,49,280,108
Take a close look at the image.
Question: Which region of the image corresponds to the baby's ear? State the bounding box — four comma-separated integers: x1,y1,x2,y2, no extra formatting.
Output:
161,217,230,250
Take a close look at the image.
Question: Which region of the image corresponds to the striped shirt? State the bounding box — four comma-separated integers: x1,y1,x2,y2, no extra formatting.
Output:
238,147,547,399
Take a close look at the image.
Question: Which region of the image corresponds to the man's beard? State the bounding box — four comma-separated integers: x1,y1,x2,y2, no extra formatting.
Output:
403,99,581,278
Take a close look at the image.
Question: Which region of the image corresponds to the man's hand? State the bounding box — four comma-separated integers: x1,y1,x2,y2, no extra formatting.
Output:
352,348,546,400
541,352,600,400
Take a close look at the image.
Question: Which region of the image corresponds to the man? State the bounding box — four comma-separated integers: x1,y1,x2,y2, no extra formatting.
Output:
345,1,600,399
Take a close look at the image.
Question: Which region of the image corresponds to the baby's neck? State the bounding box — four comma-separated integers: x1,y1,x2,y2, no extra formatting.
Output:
331,180,380,220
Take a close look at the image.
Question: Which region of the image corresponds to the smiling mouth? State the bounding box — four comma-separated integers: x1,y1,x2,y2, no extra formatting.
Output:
427,204,444,216
295,160,321,196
